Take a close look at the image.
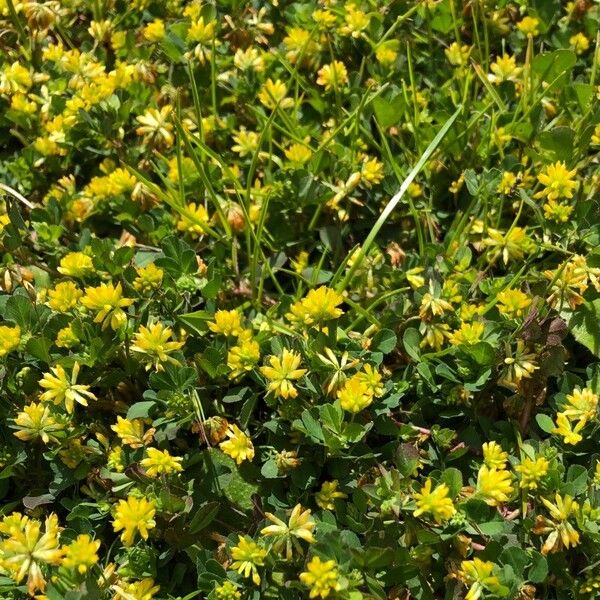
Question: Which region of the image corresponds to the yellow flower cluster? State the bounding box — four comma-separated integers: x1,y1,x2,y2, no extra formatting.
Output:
552,387,598,445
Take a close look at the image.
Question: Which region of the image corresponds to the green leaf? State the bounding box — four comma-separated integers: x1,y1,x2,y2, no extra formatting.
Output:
126,401,156,420
403,328,421,361
296,409,324,443
532,50,576,86
201,275,221,300
5,294,34,330
441,468,463,498
562,464,588,496
199,345,227,379
372,328,397,354
500,546,529,573
463,342,495,366
527,551,548,583
373,94,405,128
430,0,455,33
572,83,595,111
535,413,555,433
188,501,220,534
26,336,51,363
319,402,343,433
178,310,211,335
149,364,197,391
156,235,197,276
261,458,279,479
565,300,600,357
396,443,420,477
538,127,574,162
222,387,252,404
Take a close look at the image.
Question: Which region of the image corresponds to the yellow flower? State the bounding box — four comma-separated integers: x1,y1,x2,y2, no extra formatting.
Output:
11,92,36,113
208,310,243,337
361,157,384,187
482,226,533,264
111,416,155,448
112,496,156,546
476,466,513,506
376,45,398,66
175,202,210,238
488,54,522,84
337,375,373,413
493,126,512,148
562,387,598,423
234,47,265,72
592,124,600,145
482,441,508,469
14,402,64,443
47,281,83,312
81,282,134,330
0,513,63,595
316,481,348,510
543,199,574,223
143,19,165,42
133,263,164,294
258,79,293,110
445,42,471,66
220,424,255,464
62,534,100,574
570,32,590,55
136,106,174,147
312,9,337,30
356,364,384,397
286,286,344,327
448,321,485,346
187,16,216,44
214,581,242,600
339,3,369,38
535,161,577,201
275,449,301,473
515,457,549,490
131,322,184,371
420,322,450,351
0,62,32,94
231,128,259,157
260,348,307,399
419,291,453,319
497,171,517,194
112,578,160,600
140,447,183,478
450,173,465,194
544,254,590,309
534,493,580,555
459,558,504,600
500,340,538,389
496,288,531,319
299,556,341,599
552,412,585,445
517,16,539,36
413,478,456,523
230,536,267,585
285,142,312,164
39,362,97,414
260,503,316,560
57,251,94,277
108,445,125,472
227,336,261,378
316,61,348,91
0,324,20,358
283,27,315,65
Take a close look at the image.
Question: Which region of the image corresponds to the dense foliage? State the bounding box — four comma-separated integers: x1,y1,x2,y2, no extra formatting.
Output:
1,0,600,599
